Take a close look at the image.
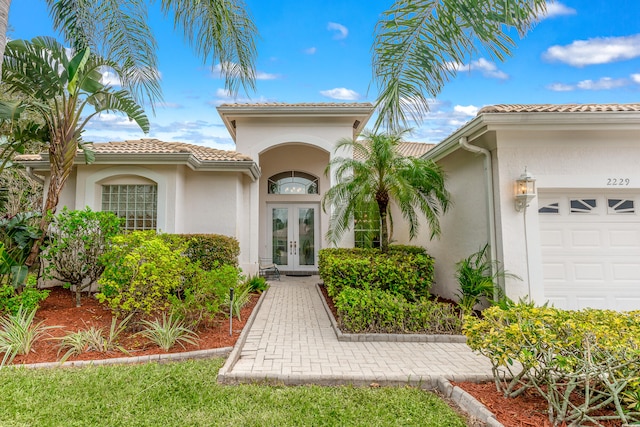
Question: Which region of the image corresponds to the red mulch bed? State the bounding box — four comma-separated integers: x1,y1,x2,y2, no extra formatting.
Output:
318,285,624,426
10,287,259,365
454,382,623,427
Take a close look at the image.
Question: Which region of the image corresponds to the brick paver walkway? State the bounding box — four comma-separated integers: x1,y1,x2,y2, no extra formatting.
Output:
218,276,495,388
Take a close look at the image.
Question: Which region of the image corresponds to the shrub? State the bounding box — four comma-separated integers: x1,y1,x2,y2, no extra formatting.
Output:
41,207,122,307
0,212,41,288
169,263,240,326
455,244,518,315
136,313,199,351
96,231,187,319
464,305,640,425
245,274,268,293
334,287,462,334
55,315,131,362
0,275,49,315
0,306,57,366
161,234,240,269
318,246,434,301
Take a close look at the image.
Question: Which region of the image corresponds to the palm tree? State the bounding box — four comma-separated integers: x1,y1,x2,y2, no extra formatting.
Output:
1,37,149,266
0,0,258,103
373,0,547,130
322,129,450,253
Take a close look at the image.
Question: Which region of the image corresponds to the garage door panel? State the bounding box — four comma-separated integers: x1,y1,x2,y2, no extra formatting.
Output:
611,263,640,280
539,193,640,311
570,230,602,248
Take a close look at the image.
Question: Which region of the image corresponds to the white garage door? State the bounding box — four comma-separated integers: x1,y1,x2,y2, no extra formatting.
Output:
539,193,640,311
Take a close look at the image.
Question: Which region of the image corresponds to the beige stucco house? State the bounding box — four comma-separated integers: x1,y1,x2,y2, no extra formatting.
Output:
20,102,640,311
398,104,640,311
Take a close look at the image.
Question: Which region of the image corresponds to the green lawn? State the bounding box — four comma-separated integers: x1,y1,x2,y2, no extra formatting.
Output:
1,358,466,426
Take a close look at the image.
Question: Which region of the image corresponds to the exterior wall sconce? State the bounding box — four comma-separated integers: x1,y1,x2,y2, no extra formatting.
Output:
515,168,536,211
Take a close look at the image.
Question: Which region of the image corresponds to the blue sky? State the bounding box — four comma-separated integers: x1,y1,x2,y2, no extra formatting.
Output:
7,0,640,149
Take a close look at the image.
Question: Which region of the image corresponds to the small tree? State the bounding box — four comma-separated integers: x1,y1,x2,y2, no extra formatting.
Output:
42,207,122,307
322,129,450,253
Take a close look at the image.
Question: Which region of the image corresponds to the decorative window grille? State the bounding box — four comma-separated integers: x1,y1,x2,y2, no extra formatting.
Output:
268,171,318,194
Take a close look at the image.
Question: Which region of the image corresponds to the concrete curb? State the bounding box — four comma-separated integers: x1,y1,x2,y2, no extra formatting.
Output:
315,283,467,343
217,285,269,383
436,377,504,427
5,347,233,370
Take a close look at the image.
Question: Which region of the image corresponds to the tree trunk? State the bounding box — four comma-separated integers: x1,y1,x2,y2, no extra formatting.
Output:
377,192,389,253
0,0,11,79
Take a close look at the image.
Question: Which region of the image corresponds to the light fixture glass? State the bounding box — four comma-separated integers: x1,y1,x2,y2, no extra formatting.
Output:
515,168,536,211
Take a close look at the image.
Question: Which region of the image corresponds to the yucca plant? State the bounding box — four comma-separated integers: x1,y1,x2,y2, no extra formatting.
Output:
55,315,131,363
455,244,518,316
136,313,198,351
0,306,57,366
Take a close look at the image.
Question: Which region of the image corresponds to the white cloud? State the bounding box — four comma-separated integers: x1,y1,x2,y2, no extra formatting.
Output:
548,76,631,91
208,88,272,106
453,105,479,116
256,70,279,80
450,58,508,79
211,62,278,80
541,2,577,18
303,47,317,55
90,113,141,129
319,87,360,100
327,22,348,40
547,82,575,92
543,34,640,67
576,77,627,90
154,102,183,109
101,70,121,86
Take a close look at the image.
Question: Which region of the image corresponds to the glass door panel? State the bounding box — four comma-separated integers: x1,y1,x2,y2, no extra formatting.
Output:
271,207,289,266
268,204,319,271
298,207,315,266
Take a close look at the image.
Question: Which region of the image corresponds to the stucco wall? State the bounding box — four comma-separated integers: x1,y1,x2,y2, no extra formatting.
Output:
394,149,490,300
494,128,640,303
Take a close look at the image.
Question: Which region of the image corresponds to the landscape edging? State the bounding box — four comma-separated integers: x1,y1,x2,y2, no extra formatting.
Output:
436,377,504,427
216,285,269,383
6,347,233,370
315,283,467,343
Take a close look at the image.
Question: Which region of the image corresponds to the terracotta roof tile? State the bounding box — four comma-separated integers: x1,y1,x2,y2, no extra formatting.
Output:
15,139,253,162
478,103,640,114
353,141,435,160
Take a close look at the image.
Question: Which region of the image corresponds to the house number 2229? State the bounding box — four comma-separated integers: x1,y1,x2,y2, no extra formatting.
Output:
607,178,630,186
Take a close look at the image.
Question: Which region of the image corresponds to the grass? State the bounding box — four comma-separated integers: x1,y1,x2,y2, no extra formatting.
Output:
0,358,467,426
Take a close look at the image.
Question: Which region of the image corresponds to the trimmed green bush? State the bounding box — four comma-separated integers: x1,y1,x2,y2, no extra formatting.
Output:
162,234,240,269
169,263,241,326
318,246,434,301
97,231,187,318
335,287,462,334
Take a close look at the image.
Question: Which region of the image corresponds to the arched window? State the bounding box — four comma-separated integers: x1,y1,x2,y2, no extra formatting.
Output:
268,171,319,195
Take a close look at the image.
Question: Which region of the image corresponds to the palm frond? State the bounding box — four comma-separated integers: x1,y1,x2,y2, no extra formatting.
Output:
373,0,547,131
45,0,162,109
161,0,258,95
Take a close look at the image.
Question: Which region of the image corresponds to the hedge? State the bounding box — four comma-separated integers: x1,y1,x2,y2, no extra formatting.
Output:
161,233,240,269
335,287,462,334
318,246,434,301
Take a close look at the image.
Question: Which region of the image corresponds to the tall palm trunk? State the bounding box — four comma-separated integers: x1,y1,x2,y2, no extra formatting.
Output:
0,0,10,79
377,190,390,253
25,122,78,267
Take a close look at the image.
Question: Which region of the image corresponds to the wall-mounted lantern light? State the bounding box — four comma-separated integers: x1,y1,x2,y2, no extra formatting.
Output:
515,168,536,212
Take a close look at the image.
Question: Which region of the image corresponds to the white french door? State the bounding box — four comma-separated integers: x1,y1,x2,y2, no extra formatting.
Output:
268,204,319,271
